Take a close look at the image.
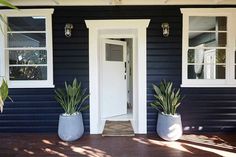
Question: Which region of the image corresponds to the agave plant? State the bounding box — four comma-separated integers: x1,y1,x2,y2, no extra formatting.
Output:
150,80,183,115
0,79,12,113
55,78,89,115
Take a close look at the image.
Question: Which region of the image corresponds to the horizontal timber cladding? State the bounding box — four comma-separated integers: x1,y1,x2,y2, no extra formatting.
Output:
0,6,236,133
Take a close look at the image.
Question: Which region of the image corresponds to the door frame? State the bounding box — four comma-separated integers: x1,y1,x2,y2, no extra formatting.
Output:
85,19,150,134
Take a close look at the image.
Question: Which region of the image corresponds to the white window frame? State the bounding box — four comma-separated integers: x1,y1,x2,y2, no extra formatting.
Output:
0,9,54,88
181,8,236,87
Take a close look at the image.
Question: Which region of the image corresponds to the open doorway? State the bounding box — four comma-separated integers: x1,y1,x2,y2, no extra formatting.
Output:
100,38,133,123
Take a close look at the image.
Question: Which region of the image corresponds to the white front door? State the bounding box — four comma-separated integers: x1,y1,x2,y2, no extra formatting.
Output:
101,39,127,118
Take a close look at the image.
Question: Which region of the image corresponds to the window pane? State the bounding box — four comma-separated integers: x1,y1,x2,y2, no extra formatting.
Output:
8,17,45,31
9,66,47,80
106,43,123,61
216,65,225,79
188,49,225,64
216,49,226,63
188,65,225,79
9,50,47,65
189,32,226,47
8,33,46,48
189,16,227,31
188,49,195,63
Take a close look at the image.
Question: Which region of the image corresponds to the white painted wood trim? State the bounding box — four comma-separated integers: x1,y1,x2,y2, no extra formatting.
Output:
46,10,54,88
137,27,147,134
2,0,236,6
85,19,150,134
181,8,236,87
86,19,150,29
0,9,54,16
88,28,100,134
181,8,236,15
0,17,6,81
181,84,236,88
0,9,55,88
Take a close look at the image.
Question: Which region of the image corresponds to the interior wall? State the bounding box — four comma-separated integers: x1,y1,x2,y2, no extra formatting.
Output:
126,38,133,108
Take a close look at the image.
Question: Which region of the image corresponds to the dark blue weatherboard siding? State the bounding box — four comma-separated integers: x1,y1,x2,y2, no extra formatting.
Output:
0,6,236,133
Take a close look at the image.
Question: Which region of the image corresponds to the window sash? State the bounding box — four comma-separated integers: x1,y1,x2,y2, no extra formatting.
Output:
181,8,236,87
0,9,54,88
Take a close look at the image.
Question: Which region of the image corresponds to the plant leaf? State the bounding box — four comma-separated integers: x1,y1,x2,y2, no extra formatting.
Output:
0,0,18,9
150,80,184,115
55,79,89,115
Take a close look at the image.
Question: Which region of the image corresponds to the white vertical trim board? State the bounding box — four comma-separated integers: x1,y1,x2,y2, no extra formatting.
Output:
85,19,150,134
0,19,6,83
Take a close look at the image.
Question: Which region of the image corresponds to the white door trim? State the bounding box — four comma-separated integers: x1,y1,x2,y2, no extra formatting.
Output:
85,19,150,134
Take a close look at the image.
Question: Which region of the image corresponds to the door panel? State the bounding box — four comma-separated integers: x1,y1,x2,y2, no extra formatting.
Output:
101,39,127,118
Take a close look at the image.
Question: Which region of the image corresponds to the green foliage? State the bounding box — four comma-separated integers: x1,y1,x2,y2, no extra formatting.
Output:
55,78,89,115
0,0,18,9
0,79,12,113
0,0,18,33
150,80,183,115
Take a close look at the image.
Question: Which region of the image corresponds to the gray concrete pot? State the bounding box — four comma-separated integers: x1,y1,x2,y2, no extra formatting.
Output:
156,112,182,141
58,112,84,141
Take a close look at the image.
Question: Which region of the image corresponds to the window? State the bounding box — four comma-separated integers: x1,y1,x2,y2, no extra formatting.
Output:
181,8,236,87
106,43,123,61
0,9,54,88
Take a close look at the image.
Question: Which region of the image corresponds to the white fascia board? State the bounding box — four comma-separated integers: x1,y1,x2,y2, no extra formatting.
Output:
181,8,236,14
0,9,54,16
1,0,236,6
85,19,150,29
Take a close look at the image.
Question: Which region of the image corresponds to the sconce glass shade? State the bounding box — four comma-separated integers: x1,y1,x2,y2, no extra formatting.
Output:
161,23,170,37
65,23,73,37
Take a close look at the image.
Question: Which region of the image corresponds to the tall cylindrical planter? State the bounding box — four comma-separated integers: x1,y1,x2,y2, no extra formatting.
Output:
58,112,84,141
156,112,182,141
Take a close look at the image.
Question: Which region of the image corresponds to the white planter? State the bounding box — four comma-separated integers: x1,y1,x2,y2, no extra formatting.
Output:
156,112,182,141
58,112,84,141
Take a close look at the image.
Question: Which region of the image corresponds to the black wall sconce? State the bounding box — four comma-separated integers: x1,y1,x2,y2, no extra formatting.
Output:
65,23,73,38
161,23,170,37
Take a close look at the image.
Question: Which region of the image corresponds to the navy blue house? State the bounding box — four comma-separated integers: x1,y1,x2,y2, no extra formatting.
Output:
0,4,236,134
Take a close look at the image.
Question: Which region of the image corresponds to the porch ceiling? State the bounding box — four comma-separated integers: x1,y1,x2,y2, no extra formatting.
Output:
2,0,236,6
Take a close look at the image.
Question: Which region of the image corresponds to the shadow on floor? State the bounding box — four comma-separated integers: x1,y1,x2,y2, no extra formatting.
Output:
0,133,236,157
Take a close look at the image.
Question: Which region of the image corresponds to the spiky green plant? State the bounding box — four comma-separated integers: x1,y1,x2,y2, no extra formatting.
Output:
55,78,89,115
0,79,12,113
150,80,183,115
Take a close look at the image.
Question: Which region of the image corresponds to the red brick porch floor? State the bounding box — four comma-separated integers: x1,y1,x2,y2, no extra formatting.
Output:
0,133,236,157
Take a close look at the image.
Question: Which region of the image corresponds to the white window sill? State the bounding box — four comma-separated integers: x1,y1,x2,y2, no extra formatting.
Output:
9,83,55,89
181,84,236,88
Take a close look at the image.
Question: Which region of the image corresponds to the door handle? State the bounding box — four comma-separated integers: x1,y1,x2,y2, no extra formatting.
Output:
124,62,127,73
124,75,126,80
